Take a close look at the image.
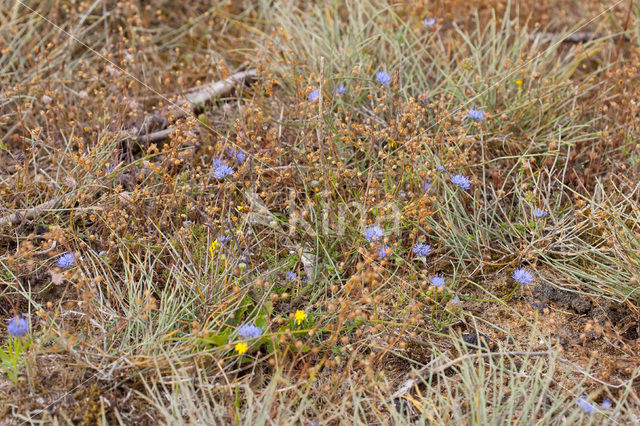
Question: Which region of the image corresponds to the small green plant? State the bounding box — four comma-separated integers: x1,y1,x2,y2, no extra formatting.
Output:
0,337,31,384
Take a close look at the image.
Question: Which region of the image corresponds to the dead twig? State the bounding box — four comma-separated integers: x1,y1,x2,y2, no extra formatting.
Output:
132,69,259,142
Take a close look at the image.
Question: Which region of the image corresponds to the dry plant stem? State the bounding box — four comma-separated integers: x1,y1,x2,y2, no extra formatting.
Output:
0,196,65,228
134,69,260,141
391,350,637,400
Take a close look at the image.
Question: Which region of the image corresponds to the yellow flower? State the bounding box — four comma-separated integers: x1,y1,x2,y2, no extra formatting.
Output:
516,79,523,87
294,309,307,325
209,240,220,257
235,342,248,355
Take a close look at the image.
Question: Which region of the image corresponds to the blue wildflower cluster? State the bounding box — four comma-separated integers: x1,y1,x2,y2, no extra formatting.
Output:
56,252,75,268
533,208,548,218
307,89,320,101
238,324,262,339
512,267,533,285
412,242,432,257
467,108,485,121
424,17,436,27
364,226,384,242
451,174,471,190
378,245,391,259
431,274,445,288
376,71,391,86
212,158,235,179
228,149,246,163
7,316,28,337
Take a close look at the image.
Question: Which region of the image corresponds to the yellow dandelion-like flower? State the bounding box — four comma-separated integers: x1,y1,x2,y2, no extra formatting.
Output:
209,240,220,257
235,342,248,355
516,79,523,87
294,309,307,325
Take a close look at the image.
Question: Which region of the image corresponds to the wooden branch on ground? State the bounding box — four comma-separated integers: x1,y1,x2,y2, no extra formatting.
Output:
0,197,66,228
133,69,259,143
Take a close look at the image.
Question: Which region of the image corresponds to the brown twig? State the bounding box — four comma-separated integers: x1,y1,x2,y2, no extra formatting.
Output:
133,69,259,142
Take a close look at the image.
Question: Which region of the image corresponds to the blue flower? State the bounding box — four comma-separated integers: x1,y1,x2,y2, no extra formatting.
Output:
451,174,471,190
378,245,391,259
424,17,437,27
423,180,432,194
413,243,432,257
286,271,298,281
467,108,485,121
308,89,320,101
601,398,611,410
7,316,28,337
577,397,597,414
238,324,263,339
213,164,235,179
435,164,446,172
56,252,75,268
334,84,346,95
364,226,384,242
375,71,391,86
218,235,230,243
212,158,224,168
451,295,460,304
431,274,445,288
419,92,429,103
512,267,533,285
228,149,246,164
533,208,548,218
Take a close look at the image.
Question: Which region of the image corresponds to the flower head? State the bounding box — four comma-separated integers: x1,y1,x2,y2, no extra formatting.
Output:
235,342,248,355
435,164,446,173
238,324,262,339
7,316,28,337
375,71,391,86
533,208,548,218
431,274,445,288
294,309,307,325
209,240,220,256
601,398,612,410
413,242,432,257
451,174,471,190
228,149,246,164
451,295,460,304
334,84,346,95
419,92,429,103
307,89,320,101
424,17,437,27
378,245,391,259
577,396,597,414
218,235,230,243
213,164,235,179
467,108,485,121
212,158,224,168
512,267,533,285
423,180,432,194
56,252,75,268
364,226,384,242
286,271,298,281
